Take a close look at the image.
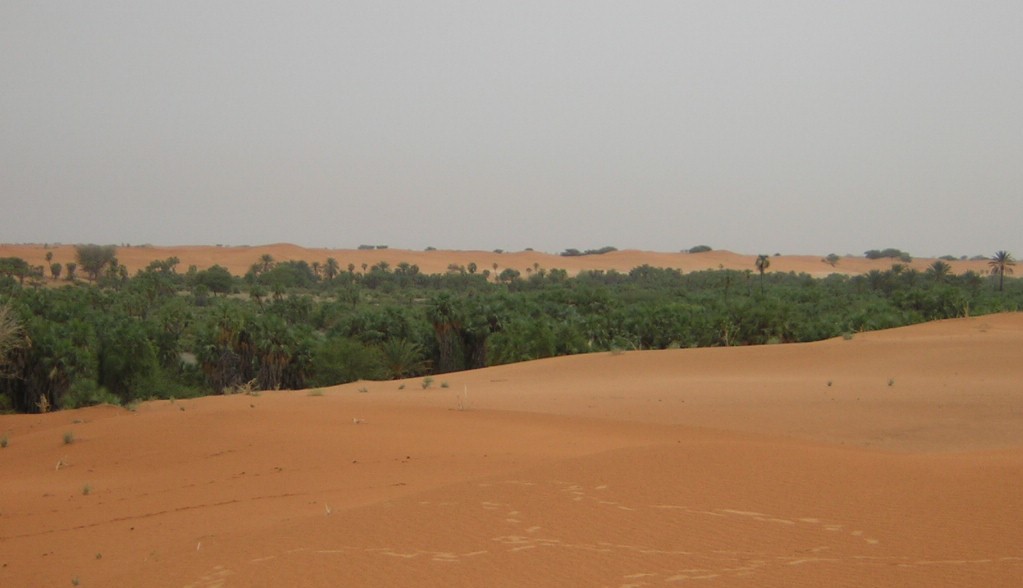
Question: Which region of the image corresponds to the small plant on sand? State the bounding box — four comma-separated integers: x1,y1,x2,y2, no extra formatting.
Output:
63,431,75,445
82,484,92,496
1,435,8,448
826,380,833,387
888,377,895,387
71,576,80,586
456,385,471,411
227,378,258,396
421,376,434,389
357,386,368,394
842,332,854,341
307,389,324,397
398,383,405,390
440,381,449,389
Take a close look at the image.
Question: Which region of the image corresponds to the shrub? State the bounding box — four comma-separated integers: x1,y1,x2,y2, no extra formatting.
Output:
309,337,384,386
865,248,912,262
74,244,117,282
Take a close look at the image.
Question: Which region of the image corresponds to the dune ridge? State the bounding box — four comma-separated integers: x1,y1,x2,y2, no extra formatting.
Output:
0,243,997,278
2,313,1022,586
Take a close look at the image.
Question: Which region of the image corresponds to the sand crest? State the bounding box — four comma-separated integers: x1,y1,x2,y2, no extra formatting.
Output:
0,243,997,278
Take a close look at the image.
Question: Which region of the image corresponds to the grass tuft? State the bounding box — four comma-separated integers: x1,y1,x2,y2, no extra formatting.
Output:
63,431,75,445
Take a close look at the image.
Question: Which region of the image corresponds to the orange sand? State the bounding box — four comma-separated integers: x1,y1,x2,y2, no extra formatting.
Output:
0,243,997,278
2,313,1022,586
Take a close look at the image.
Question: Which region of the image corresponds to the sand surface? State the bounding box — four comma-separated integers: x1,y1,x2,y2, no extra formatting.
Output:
2,313,1022,586
0,243,996,278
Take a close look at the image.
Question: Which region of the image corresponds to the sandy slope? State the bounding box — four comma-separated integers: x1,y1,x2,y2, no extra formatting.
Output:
2,314,1022,586
0,243,996,278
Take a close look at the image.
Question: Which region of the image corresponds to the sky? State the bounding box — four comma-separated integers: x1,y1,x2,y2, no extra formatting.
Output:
2,1,1021,257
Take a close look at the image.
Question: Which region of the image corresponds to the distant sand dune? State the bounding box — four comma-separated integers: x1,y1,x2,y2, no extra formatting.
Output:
2,313,1021,586
0,243,997,277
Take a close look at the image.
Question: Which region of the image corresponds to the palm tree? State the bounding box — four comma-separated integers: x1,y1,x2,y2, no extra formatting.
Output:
927,260,952,283
258,254,275,275
988,250,1015,292
324,258,340,281
754,254,771,293
0,303,24,376
380,339,428,379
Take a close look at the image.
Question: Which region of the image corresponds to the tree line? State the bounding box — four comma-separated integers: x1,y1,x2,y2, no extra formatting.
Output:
0,246,1018,413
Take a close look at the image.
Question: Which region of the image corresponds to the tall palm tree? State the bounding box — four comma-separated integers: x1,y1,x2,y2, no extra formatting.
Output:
754,254,771,293
988,250,1015,291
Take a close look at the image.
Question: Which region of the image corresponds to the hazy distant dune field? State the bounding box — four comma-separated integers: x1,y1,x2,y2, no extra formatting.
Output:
0,243,998,278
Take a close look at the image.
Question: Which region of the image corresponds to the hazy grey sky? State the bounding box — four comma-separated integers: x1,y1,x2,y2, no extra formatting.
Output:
2,1,1020,256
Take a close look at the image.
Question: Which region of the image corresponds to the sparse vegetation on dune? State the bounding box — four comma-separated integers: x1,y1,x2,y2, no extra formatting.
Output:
0,247,1020,413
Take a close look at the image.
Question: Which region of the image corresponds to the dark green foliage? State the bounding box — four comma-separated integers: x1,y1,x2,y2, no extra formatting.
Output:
0,257,30,284
249,260,318,290
561,246,618,257
75,244,117,282
864,248,912,262
380,338,429,379
309,337,384,386
192,265,235,294
688,245,713,253
1,253,1021,412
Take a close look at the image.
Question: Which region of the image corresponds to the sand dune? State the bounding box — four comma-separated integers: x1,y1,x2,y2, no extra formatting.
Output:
2,313,1021,586
0,243,996,278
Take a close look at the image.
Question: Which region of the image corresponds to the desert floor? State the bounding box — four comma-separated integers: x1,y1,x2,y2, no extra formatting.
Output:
0,243,997,278
2,313,1021,586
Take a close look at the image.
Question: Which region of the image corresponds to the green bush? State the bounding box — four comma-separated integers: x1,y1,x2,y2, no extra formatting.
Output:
309,337,384,386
